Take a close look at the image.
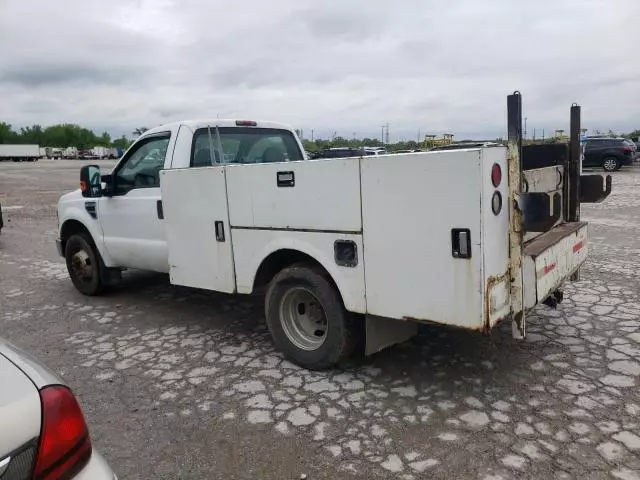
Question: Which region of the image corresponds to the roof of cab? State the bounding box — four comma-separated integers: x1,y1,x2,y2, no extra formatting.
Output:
143,119,296,137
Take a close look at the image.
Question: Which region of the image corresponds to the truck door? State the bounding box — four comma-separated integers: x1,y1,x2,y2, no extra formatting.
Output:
98,132,172,272
159,166,236,293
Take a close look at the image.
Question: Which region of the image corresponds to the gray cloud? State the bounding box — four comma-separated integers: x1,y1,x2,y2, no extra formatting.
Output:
0,0,638,141
0,63,138,88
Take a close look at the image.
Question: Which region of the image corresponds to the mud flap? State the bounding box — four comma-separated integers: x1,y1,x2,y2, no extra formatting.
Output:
365,316,418,356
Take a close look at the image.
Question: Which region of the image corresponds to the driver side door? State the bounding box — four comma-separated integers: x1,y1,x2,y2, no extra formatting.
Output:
98,132,172,272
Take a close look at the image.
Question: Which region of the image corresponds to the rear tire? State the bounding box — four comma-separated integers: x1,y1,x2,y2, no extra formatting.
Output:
603,157,619,172
265,264,356,370
64,233,106,296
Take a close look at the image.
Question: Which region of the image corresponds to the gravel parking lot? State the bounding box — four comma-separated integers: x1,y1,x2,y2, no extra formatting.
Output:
1,159,639,480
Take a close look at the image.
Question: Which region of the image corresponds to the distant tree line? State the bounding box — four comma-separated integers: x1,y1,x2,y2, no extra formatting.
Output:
0,122,135,150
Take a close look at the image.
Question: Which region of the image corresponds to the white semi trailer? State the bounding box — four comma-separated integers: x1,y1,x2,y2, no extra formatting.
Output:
0,144,40,162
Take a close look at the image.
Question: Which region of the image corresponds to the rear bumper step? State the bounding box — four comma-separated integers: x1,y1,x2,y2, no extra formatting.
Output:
522,222,588,309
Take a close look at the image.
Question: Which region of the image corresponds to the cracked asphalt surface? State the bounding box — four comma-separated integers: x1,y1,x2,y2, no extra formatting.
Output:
1,159,639,480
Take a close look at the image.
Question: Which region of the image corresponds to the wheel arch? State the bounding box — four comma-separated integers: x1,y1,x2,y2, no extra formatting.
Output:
60,219,92,247
245,241,366,314
254,249,336,290
58,209,113,266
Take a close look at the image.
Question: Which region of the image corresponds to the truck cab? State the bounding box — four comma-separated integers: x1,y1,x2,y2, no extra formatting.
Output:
57,120,305,274
56,94,612,370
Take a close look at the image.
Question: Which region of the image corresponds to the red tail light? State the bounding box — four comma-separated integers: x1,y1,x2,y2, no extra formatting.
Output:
622,146,633,153
235,120,257,126
33,386,92,480
491,163,502,187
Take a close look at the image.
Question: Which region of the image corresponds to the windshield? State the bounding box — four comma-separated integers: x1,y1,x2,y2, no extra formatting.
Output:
190,127,303,166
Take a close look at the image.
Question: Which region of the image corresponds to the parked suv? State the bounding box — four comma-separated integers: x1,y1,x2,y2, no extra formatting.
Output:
583,137,635,171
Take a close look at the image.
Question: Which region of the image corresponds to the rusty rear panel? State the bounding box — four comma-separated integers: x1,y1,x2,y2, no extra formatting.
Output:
480,147,510,329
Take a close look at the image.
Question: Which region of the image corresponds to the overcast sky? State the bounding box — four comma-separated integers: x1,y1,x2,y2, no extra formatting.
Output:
1,0,638,142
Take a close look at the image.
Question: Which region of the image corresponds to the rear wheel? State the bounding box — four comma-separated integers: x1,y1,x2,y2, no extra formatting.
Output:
64,233,106,296
265,265,356,370
603,157,619,172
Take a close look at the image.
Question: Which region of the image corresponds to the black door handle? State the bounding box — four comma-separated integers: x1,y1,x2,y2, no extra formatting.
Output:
277,171,295,187
157,200,164,219
215,221,225,242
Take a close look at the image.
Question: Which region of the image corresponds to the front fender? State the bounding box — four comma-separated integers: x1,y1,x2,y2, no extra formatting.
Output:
232,229,366,314
58,205,114,267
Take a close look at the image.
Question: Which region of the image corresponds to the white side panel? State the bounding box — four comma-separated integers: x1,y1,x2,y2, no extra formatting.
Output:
232,229,366,313
226,159,362,232
480,147,511,327
160,167,236,293
361,151,484,328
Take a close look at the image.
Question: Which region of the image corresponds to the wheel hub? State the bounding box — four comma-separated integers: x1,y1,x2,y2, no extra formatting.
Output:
71,250,93,281
280,288,328,351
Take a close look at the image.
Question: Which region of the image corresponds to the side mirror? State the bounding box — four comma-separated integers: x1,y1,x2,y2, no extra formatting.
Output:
80,165,102,198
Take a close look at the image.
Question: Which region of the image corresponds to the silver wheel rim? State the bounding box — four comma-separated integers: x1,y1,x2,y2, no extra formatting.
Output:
71,250,93,283
604,158,616,171
279,288,328,351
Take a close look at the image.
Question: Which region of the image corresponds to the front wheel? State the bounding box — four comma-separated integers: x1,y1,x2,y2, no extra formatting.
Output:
64,233,106,296
265,265,357,370
603,157,619,172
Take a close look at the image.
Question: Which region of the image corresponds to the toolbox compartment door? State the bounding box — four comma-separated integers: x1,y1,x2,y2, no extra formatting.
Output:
160,166,236,293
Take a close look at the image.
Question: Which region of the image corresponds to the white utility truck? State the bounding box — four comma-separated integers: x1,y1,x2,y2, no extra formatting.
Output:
56,92,612,369
0,144,40,162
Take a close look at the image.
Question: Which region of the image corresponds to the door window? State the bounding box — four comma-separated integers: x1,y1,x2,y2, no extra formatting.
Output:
114,134,170,195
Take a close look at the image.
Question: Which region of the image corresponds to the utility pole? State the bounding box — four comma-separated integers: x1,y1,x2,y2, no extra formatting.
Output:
311,129,314,142
384,123,390,145
380,125,385,145
524,117,527,140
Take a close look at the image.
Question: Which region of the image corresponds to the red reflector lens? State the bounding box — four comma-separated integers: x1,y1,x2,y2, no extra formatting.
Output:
235,120,257,127
33,386,91,480
491,163,502,187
